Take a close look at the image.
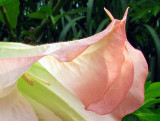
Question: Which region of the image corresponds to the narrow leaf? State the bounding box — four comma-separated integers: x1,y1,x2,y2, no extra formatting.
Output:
95,19,109,33
145,25,160,80
50,7,87,25
87,0,94,35
142,98,160,108
0,0,20,28
65,15,78,39
134,109,160,121
58,16,85,41
27,12,47,19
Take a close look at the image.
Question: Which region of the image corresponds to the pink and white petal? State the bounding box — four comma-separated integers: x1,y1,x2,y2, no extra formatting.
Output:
0,56,42,96
0,12,124,94
0,20,121,92
87,47,134,114
0,88,38,121
112,41,148,118
70,98,121,121
39,17,130,115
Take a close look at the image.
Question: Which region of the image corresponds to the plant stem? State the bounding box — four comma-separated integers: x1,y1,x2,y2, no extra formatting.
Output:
0,6,17,41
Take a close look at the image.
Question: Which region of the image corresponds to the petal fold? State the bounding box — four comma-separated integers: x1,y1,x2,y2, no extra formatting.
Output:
112,41,148,118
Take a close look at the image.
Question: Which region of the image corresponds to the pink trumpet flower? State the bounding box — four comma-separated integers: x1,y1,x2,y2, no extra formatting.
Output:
39,7,148,119
0,7,148,121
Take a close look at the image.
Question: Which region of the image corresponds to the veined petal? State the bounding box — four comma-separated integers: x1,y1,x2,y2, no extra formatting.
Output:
112,41,148,118
39,7,148,117
87,47,134,114
0,20,117,91
0,10,125,98
39,8,134,115
0,88,38,121
0,6,125,93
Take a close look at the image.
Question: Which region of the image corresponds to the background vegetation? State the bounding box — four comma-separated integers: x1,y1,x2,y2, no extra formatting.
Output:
0,0,160,120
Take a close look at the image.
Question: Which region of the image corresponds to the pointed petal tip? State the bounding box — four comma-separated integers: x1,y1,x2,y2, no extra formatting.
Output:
104,7,130,21
104,7,114,21
122,7,130,20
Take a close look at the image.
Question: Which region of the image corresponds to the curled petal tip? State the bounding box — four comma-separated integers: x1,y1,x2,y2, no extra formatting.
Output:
122,7,130,20
104,7,114,21
104,7,130,21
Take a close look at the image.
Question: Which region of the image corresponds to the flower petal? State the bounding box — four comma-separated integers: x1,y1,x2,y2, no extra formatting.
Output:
0,7,148,120
39,7,148,117
112,41,148,118
0,88,38,121
87,47,134,114
0,9,123,92
18,62,121,121
18,62,87,121
39,8,133,115
0,56,41,96
0,12,124,97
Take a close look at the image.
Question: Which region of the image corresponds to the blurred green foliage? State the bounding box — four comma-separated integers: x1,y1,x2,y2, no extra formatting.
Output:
0,0,160,120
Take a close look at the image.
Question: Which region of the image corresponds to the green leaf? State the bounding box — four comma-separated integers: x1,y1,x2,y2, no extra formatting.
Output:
95,19,109,33
145,82,160,100
152,5,160,16
0,0,11,6
144,80,151,91
144,25,160,57
142,98,160,108
145,82,160,93
134,109,160,121
50,7,87,25
131,8,149,22
65,15,78,39
122,114,140,121
142,81,160,109
0,0,20,28
63,7,88,15
27,12,47,19
87,0,94,35
58,16,85,41
146,72,151,81
40,6,52,15
120,0,127,13
144,25,160,80
50,15,56,24
18,62,86,121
